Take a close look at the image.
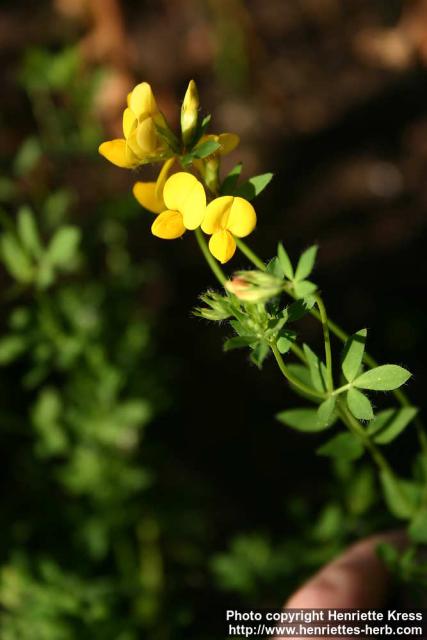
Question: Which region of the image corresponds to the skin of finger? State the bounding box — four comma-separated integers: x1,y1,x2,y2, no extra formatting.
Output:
285,531,406,608
272,533,406,640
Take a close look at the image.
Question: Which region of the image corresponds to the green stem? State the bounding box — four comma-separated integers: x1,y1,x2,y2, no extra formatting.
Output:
271,342,326,400
315,293,333,393
194,228,226,286
235,237,266,271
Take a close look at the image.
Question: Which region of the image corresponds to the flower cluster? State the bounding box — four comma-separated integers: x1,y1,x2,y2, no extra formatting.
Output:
99,80,257,263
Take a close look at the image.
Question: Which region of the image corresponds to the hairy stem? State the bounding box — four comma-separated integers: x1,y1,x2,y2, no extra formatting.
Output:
315,293,333,393
271,342,326,400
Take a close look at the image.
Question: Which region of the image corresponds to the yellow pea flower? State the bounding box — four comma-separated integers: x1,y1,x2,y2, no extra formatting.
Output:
201,196,256,263
150,172,206,240
132,158,175,214
99,82,171,169
193,132,240,192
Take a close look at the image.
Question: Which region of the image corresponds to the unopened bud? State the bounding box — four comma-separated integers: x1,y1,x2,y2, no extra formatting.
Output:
181,80,199,146
225,271,283,303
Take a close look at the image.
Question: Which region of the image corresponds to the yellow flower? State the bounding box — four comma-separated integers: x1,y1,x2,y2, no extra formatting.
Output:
150,172,206,240
193,133,240,192
195,132,240,158
201,196,256,263
133,158,175,214
181,79,199,146
99,82,170,169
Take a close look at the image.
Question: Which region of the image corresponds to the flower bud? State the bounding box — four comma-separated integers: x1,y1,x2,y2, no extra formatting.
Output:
181,80,199,146
225,271,283,303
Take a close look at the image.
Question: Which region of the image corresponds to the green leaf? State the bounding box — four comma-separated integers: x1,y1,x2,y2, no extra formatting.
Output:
295,245,318,281
380,470,419,520
346,387,374,421
277,243,293,279
367,407,418,444
17,206,43,259
191,140,220,159
286,364,312,388
347,467,376,515
221,163,242,195
317,396,336,426
277,330,296,354
266,257,284,278
250,342,269,368
223,336,255,351
0,233,34,283
287,298,315,322
409,508,427,544
276,408,332,432
317,432,364,461
47,226,80,267
341,329,367,382
354,365,411,391
293,280,317,299
303,344,327,392
234,173,273,201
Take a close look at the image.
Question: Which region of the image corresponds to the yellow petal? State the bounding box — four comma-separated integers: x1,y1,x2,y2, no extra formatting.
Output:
209,230,236,263
201,196,233,234
123,107,137,138
218,133,239,155
163,173,206,230
129,82,158,118
226,197,256,237
136,117,159,154
133,182,164,214
98,139,138,168
151,210,186,239
155,158,175,200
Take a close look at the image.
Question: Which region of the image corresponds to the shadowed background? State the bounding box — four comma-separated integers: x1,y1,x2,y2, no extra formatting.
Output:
0,1,426,637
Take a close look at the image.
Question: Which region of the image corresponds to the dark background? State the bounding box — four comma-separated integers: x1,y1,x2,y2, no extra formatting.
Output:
1,1,427,637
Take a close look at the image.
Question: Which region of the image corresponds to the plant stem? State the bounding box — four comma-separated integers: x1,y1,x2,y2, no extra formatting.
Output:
235,237,266,271
194,228,226,286
271,342,326,400
315,293,333,393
